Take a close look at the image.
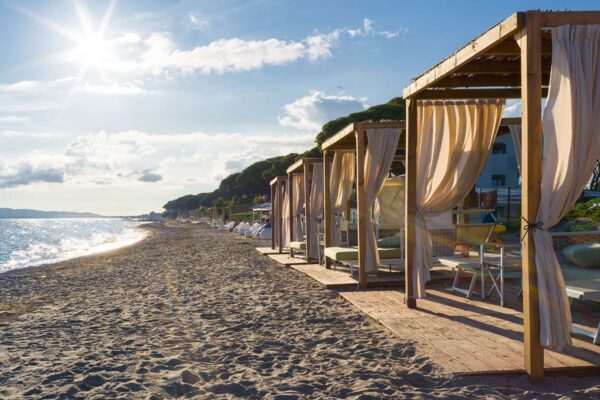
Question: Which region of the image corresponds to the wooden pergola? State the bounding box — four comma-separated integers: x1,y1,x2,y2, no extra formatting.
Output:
269,176,288,253
402,10,600,382
322,121,406,288
286,158,322,261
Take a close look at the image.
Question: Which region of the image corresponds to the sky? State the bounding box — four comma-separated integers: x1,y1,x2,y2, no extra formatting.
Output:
0,0,596,215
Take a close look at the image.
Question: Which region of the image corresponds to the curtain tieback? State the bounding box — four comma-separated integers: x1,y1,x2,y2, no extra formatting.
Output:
521,216,544,241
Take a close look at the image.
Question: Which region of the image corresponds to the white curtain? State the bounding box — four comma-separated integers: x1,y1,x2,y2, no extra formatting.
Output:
291,174,305,241
308,163,324,259
272,183,280,248
364,129,403,272
414,99,505,297
508,124,522,173
329,152,355,246
281,181,290,248
374,175,405,228
534,24,600,350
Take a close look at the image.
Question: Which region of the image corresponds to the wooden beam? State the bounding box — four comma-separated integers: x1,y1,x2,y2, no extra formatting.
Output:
404,98,417,309
271,181,276,249
322,121,405,150
355,128,368,288
541,11,600,27
403,12,524,98
323,150,333,269
520,10,544,383
304,163,312,261
455,59,550,75
483,38,551,55
435,73,550,88
415,88,548,100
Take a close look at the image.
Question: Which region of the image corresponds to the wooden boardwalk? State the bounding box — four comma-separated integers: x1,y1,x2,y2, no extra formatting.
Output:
292,264,405,289
267,253,310,267
340,285,600,376
255,247,281,255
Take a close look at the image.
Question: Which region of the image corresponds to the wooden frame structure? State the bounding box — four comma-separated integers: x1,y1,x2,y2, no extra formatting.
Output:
402,10,600,382
269,176,288,253
322,121,406,288
286,158,322,261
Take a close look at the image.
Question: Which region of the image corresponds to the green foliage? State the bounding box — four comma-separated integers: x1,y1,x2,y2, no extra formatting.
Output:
231,211,254,221
315,97,406,148
565,198,600,224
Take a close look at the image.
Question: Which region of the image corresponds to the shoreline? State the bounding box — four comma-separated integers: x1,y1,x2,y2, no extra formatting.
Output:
0,221,154,277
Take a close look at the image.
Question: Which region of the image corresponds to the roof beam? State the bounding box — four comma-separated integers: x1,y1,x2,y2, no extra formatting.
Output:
403,12,524,98
456,59,551,74
541,11,600,27
415,87,548,100
434,73,550,88
483,39,551,55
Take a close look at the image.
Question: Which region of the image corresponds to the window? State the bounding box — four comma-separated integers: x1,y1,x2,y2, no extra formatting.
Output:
491,174,506,187
492,143,507,154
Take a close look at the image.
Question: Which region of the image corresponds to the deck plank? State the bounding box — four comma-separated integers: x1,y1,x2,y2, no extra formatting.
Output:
267,253,310,266
339,285,600,376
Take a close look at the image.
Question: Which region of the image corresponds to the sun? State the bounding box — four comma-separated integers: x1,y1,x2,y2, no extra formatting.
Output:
74,32,112,70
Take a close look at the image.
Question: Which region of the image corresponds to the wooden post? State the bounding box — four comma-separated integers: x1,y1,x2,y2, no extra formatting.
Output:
323,150,333,269
278,180,284,254
288,173,294,247
271,183,276,249
304,162,312,261
404,98,417,308
520,10,544,382
356,126,368,288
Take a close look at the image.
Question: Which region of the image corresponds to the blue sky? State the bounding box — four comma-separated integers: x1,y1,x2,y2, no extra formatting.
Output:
0,0,596,215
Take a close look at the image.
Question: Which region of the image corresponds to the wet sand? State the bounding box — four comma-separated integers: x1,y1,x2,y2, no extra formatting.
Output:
1,222,599,399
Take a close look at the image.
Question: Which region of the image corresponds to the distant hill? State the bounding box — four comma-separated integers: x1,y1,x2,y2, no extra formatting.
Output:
163,97,406,216
0,208,104,219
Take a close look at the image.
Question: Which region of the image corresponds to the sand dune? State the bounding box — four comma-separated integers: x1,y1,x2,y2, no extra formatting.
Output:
1,222,599,398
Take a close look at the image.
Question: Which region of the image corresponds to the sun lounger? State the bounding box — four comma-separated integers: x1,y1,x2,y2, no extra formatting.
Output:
289,241,306,257
566,279,600,345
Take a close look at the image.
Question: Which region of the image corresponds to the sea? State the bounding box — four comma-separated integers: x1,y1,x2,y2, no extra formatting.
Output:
0,218,147,274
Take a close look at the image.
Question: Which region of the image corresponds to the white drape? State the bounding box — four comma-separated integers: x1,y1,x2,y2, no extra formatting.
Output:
329,152,355,246
308,163,324,259
374,175,405,228
363,129,402,272
534,24,600,350
281,181,290,248
272,183,280,248
508,124,522,173
291,174,305,241
414,99,505,297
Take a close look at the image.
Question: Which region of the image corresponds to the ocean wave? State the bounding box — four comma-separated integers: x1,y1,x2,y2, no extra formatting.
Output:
0,219,148,273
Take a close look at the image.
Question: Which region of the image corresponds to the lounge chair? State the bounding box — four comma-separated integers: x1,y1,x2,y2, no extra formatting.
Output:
566,279,600,345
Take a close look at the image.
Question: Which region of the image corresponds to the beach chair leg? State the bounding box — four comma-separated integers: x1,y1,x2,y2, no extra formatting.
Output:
594,323,600,345
451,268,461,292
467,272,478,299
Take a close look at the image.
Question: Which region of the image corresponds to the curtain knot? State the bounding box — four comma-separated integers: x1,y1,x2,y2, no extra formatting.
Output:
521,216,544,241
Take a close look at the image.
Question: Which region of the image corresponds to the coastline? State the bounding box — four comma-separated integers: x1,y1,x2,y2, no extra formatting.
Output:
1,222,599,398
0,221,153,277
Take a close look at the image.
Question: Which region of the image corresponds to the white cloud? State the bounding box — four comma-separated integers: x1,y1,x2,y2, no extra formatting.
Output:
0,80,40,93
0,115,30,123
188,13,210,31
278,91,368,131
78,82,148,95
503,100,521,117
0,129,314,189
347,18,406,39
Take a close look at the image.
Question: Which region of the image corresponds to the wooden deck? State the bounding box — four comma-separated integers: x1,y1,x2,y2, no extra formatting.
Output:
291,264,454,289
255,246,281,255
340,284,600,376
267,253,310,267
291,264,405,288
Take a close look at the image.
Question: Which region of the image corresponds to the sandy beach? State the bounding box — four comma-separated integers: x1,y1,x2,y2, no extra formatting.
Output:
1,222,599,399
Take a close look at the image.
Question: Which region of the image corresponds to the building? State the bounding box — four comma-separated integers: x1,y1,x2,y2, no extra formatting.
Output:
476,134,520,189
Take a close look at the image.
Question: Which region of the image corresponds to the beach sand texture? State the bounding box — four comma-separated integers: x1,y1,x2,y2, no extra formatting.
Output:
1,222,599,399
